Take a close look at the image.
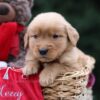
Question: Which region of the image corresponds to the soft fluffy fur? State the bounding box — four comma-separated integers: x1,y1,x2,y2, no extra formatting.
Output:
5,0,33,25
22,12,95,86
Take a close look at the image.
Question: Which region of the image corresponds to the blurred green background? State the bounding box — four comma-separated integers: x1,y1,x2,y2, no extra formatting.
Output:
31,0,100,99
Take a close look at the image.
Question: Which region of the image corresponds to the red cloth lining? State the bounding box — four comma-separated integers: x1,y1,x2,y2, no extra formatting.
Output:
0,67,44,100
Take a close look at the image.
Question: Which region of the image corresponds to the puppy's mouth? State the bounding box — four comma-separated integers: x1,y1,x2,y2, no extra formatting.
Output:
38,56,55,62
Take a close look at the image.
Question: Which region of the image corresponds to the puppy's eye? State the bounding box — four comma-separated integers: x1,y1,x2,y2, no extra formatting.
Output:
52,34,63,39
34,35,38,38
52,34,59,39
31,35,38,39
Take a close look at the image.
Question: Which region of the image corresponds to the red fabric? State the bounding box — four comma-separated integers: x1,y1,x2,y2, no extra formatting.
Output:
0,67,44,100
87,73,95,88
0,22,25,61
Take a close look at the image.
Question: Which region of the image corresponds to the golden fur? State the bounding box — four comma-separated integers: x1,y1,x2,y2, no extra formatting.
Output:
22,12,95,86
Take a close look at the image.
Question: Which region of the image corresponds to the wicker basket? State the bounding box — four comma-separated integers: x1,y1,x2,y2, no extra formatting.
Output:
43,56,95,100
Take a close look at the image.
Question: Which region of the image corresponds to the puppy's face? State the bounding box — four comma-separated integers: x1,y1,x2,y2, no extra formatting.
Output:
25,12,79,62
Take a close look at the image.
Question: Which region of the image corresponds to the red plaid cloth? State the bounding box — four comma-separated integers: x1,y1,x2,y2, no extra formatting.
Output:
0,67,44,100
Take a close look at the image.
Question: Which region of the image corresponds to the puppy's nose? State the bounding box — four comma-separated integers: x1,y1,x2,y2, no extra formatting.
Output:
39,48,48,55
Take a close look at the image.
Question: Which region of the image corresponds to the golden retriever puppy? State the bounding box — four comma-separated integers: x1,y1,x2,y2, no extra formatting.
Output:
22,12,95,86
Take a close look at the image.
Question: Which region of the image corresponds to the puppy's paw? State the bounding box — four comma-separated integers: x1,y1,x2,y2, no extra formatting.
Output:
39,71,55,87
22,66,38,75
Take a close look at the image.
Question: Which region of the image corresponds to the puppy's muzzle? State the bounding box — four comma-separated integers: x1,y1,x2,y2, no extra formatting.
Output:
39,48,48,56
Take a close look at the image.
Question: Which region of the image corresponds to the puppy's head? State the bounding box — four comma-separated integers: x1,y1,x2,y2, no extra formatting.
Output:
24,12,79,62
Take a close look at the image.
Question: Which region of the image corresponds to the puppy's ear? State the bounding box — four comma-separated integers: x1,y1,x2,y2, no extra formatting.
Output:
24,32,29,49
66,24,79,46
